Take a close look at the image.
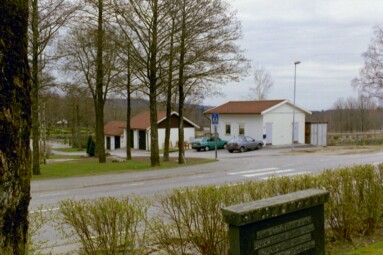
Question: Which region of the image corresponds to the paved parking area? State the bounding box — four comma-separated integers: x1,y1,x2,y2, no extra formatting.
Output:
109,144,314,159
50,141,314,160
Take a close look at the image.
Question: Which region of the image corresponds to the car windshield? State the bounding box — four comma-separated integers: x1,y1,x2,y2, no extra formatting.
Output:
245,136,254,142
229,137,245,143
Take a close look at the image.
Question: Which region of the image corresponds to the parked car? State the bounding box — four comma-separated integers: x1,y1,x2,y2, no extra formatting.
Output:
227,136,263,153
191,136,228,151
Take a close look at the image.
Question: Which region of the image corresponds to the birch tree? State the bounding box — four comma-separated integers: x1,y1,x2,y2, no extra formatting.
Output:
352,25,383,101
248,64,273,100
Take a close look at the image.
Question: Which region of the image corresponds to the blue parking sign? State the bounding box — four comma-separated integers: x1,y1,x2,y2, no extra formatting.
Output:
212,113,219,125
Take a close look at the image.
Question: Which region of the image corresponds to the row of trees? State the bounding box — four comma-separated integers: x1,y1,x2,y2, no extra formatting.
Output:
1,0,247,250
30,0,249,169
3,0,383,252
311,24,383,133
309,95,383,133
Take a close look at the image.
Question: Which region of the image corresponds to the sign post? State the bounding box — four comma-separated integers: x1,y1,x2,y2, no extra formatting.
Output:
211,113,219,160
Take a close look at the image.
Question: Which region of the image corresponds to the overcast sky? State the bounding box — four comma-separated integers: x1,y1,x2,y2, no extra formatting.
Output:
204,0,383,111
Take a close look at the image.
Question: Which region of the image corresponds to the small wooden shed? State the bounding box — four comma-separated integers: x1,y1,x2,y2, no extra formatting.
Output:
305,122,328,146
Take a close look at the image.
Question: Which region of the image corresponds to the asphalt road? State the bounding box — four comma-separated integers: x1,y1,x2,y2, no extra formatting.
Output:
30,146,383,253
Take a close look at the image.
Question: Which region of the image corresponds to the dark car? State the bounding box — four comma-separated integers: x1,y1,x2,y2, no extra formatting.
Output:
226,136,263,153
191,136,228,151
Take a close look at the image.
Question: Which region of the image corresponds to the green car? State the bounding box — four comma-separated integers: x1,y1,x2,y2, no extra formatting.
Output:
191,136,228,151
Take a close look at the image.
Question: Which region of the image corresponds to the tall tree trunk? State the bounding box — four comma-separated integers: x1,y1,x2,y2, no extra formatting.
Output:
0,0,32,253
31,0,41,175
163,16,176,162
149,0,160,167
126,58,132,160
95,0,106,163
178,2,186,164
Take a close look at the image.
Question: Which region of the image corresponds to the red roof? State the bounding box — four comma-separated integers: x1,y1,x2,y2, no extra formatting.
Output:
129,111,167,130
104,121,126,136
204,100,286,114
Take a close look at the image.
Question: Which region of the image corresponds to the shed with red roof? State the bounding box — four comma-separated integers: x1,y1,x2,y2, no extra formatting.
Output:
104,111,199,150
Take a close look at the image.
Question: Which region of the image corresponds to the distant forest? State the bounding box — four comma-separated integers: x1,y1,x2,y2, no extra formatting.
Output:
43,93,211,131
44,91,383,134
308,108,383,133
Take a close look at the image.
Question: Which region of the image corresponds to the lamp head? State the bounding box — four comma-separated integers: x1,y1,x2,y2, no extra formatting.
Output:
294,61,301,65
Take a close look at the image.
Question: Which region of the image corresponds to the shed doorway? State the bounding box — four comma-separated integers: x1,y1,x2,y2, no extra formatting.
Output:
115,136,120,149
139,130,146,150
265,123,273,145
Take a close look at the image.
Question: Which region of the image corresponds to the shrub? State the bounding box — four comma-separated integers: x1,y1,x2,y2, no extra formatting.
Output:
54,164,383,254
28,207,56,254
154,185,240,255
319,168,358,241
86,136,95,157
318,165,383,240
58,196,151,255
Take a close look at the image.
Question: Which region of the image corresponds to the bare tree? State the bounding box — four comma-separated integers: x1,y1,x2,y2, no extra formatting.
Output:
59,0,121,163
0,0,31,252
174,0,249,163
352,25,383,101
29,0,79,174
248,64,273,100
331,95,377,132
113,0,172,166
162,3,177,162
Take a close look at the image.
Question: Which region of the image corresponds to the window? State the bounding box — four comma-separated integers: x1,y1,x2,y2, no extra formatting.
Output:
239,124,245,135
225,123,231,135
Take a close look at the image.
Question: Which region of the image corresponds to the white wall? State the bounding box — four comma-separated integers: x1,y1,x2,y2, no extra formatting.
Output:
210,103,307,146
212,114,263,141
147,127,196,150
310,123,327,146
133,130,139,149
105,136,116,150
263,104,306,145
121,129,127,148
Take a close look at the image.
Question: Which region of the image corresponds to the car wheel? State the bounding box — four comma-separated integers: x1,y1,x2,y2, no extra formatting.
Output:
205,146,210,151
228,150,233,153
240,147,246,153
196,148,200,152
258,143,263,149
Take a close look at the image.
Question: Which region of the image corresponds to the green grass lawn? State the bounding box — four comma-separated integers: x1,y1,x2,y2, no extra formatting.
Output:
341,241,383,255
33,156,214,180
53,147,86,152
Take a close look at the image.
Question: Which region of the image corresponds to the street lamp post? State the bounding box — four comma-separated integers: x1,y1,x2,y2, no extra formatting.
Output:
292,61,301,150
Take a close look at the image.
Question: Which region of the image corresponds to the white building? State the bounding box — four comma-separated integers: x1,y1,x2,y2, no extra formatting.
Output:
204,100,311,146
104,111,199,151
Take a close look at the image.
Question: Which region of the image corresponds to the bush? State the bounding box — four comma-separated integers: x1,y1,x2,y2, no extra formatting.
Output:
58,196,151,254
86,136,95,157
54,164,383,254
319,165,383,240
28,207,56,255
153,185,244,255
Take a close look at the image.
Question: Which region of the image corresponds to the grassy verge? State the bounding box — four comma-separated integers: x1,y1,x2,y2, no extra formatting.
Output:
286,145,383,155
344,242,383,255
33,157,214,180
53,147,86,152
326,214,383,255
